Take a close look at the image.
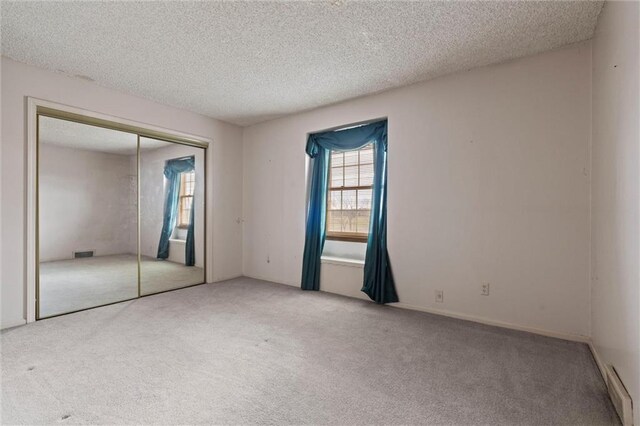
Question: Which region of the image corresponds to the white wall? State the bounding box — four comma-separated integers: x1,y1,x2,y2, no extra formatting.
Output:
323,240,366,261
40,140,207,266
243,42,593,339
139,143,205,268
590,1,640,423
1,57,243,329
39,144,137,262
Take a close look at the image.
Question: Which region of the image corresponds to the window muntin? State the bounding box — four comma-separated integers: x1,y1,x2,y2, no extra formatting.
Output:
177,171,195,228
326,144,373,242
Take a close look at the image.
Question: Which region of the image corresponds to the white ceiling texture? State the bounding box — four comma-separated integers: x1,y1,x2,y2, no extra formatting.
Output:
2,1,603,126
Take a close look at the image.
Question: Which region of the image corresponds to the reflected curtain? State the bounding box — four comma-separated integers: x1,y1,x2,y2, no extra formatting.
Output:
156,156,195,263
185,201,195,266
301,120,398,303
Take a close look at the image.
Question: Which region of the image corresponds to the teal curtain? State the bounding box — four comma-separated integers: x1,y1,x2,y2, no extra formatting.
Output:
361,134,398,303
157,156,195,263
301,148,329,290
301,120,398,303
185,200,195,266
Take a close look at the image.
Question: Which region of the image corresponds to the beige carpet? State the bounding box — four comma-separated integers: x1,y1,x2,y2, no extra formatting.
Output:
1,278,619,425
39,254,204,318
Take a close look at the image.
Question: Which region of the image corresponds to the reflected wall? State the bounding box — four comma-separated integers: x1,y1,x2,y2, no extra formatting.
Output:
38,116,138,318
37,116,207,318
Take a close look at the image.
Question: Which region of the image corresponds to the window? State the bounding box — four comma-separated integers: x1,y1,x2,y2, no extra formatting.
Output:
326,144,374,242
177,171,195,228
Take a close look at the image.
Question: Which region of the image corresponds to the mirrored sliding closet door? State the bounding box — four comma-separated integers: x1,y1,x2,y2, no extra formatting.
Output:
139,137,205,295
38,117,139,318
37,113,207,319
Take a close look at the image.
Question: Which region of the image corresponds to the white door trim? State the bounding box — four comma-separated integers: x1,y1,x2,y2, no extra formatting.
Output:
26,98,37,323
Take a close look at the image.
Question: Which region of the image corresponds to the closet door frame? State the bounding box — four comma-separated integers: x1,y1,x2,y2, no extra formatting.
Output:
26,97,211,323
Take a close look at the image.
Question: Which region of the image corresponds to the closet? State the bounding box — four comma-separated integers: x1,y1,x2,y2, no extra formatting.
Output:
37,112,206,318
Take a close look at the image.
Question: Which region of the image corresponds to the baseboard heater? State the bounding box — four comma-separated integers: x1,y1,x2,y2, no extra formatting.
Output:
605,364,633,425
73,250,94,259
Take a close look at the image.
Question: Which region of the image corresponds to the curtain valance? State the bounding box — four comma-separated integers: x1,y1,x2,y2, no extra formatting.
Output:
163,157,195,179
306,120,387,158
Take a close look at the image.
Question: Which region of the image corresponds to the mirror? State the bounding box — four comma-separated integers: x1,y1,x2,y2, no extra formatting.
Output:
139,137,205,295
37,114,207,318
38,116,138,318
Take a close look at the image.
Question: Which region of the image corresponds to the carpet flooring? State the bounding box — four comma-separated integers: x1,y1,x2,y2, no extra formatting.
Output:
2,277,619,425
39,254,204,318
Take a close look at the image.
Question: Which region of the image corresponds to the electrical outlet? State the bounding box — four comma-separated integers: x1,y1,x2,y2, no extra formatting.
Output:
481,283,490,296
435,290,444,303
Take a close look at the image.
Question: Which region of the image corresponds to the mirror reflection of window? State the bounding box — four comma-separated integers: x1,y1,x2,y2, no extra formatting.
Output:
177,170,195,229
139,139,205,296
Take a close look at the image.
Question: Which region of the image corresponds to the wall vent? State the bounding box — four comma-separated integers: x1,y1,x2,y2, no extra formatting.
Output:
73,250,94,259
605,364,633,425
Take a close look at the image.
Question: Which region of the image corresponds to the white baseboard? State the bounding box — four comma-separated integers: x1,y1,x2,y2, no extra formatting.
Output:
211,273,244,283
391,301,591,343
241,275,591,343
243,273,298,287
588,341,608,382
1,318,27,330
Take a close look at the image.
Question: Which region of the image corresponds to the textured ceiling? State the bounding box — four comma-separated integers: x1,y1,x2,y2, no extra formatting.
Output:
39,117,168,155
2,1,603,126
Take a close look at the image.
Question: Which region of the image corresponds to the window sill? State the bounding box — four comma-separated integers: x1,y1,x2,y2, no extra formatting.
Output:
321,256,364,269
169,238,186,244
326,235,368,243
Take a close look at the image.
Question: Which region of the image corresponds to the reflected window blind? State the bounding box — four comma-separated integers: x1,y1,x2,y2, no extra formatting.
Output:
177,171,195,228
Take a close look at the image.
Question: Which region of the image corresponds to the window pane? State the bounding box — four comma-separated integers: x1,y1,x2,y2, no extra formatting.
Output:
186,172,194,195
342,190,356,210
344,165,358,187
179,196,193,226
331,151,344,167
327,145,376,238
359,163,374,186
327,210,342,233
180,208,187,226
331,167,343,188
329,190,341,210
356,210,371,234
342,210,357,233
344,150,358,166
180,171,195,196
360,146,373,164
357,189,372,210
